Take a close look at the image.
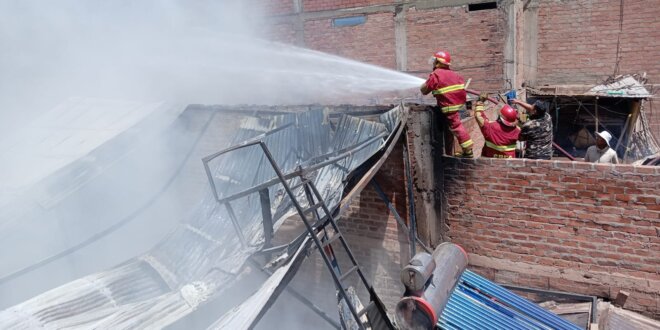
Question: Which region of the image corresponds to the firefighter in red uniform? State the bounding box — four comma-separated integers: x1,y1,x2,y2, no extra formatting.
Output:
420,50,474,158
474,93,520,158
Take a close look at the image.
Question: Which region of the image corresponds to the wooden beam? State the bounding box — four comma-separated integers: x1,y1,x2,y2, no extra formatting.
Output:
623,99,642,162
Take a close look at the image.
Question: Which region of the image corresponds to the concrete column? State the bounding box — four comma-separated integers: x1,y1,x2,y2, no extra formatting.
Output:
502,0,523,92
503,0,539,99
394,5,408,71
522,0,539,91
408,108,444,247
293,0,305,46
292,0,302,13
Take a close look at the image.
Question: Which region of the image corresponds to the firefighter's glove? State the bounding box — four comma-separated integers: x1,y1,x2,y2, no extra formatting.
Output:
478,92,489,103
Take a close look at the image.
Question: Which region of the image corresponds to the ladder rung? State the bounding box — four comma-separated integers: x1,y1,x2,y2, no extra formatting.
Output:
321,233,342,248
339,266,359,282
302,202,323,214
357,306,369,318
290,178,310,190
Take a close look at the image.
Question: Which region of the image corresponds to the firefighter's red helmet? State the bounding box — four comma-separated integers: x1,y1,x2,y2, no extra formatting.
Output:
433,50,451,66
499,104,518,126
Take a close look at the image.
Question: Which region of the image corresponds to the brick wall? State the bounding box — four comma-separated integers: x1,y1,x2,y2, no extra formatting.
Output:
537,0,660,85
303,13,397,69
259,21,299,44
406,6,506,93
302,0,391,12
647,99,660,143
254,2,506,92
252,0,660,94
337,147,411,309
246,0,294,16
442,156,660,317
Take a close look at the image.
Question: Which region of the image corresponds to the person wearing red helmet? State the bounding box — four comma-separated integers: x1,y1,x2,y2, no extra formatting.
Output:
473,92,520,158
420,50,474,158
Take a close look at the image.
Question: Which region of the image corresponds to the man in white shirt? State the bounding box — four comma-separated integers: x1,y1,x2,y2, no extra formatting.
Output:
584,131,619,164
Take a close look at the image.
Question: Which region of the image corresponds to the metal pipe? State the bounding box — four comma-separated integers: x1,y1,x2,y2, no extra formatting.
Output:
370,179,432,254
300,132,387,176
306,132,387,165
395,243,469,329
209,132,387,204
201,123,294,163
259,188,273,247
552,142,576,161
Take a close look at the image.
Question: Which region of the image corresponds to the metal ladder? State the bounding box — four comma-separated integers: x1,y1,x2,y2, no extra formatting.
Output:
294,177,391,330
258,144,392,330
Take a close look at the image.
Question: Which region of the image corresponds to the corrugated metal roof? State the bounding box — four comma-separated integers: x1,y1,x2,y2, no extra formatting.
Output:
0,105,404,329
0,98,177,195
587,76,652,98
528,76,652,98
440,270,581,330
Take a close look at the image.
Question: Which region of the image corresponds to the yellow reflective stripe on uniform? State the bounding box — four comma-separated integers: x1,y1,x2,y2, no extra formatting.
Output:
475,105,485,112
460,139,474,148
485,141,516,152
441,104,465,113
431,84,464,95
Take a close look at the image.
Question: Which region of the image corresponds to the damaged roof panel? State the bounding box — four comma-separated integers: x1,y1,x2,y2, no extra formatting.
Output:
0,105,405,329
529,75,652,98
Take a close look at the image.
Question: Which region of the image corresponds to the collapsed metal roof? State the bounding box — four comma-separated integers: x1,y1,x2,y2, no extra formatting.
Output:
0,104,405,329
0,97,177,201
587,76,652,98
0,101,583,329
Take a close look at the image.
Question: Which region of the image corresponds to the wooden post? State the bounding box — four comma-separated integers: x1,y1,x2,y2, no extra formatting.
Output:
613,290,630,307
594,96,599,134
615,113,631,152
623,100,642,162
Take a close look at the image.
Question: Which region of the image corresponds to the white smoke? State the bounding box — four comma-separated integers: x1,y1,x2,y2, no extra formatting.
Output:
0,0,421,135
0,1,420,327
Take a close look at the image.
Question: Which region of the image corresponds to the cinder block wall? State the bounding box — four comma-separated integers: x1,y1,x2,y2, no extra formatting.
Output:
442,156,660,318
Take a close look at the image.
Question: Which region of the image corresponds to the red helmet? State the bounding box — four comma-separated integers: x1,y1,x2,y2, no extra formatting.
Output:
433,50,451,66
499,104,518,126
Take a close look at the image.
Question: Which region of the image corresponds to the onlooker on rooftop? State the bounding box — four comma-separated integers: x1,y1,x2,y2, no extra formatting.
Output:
584,131,619,164
511,99,553,160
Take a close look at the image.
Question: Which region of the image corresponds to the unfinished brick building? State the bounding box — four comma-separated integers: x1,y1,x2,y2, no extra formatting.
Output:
252,0,660,321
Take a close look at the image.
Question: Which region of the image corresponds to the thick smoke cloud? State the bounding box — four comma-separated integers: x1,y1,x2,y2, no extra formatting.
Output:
0,0,421,135
0,1,421,327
